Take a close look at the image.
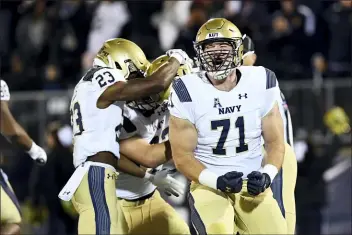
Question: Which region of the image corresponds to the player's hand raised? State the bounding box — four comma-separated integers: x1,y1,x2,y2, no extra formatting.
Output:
217,171,243,193
148,168,185,197
27,142,47,165
166,49,190,65
247,171,271,196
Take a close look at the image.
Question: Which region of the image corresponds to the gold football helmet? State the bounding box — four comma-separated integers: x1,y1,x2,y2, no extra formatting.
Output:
194,18,243,80
94,38,150,79
324,106,351,135
127,55,192,111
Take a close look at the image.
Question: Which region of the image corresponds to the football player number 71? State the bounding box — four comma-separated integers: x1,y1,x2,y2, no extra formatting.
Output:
211,116,248,156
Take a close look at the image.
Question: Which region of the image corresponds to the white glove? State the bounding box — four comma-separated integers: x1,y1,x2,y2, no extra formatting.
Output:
145,168,185,197
27,142,47,165
166,49,190,65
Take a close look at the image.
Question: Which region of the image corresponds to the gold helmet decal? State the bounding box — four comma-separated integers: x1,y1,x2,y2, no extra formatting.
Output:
128,55,192,111
194,18,243,80
95,38,150,79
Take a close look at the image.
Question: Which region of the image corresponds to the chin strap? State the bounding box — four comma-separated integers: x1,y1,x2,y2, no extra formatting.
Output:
212,68,234,80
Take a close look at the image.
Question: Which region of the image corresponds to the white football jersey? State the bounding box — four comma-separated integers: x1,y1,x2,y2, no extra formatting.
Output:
70,67,125,167
116,101,170,200
0,80,10,101
169,66,281,177
261,91,293,146
280,92,294,145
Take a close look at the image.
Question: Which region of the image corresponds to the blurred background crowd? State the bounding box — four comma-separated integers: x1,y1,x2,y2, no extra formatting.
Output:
1,0,351,91
0,0,351,235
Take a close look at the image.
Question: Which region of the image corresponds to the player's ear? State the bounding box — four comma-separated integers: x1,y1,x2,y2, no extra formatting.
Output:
252,53,257,65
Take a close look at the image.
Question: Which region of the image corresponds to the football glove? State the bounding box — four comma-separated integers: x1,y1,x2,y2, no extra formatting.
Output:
27,142,47,165
217,171,243,193
247,171,271,196
148,168,185,197
166,49,190,65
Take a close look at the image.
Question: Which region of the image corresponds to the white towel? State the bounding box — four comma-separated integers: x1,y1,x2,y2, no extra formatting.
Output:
0,169,9,182
58,161,117,201
58,162,92,201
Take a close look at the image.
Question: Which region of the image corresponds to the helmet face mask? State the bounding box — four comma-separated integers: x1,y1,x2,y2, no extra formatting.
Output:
124,59,146,80
195,38,242,80
126,94,161,111
194,18,243,80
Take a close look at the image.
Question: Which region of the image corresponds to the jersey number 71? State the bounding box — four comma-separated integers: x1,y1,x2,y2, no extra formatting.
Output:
211,116,248,155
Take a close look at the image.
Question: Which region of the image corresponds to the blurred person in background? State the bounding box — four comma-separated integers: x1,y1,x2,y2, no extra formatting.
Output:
82,0,130,72
42,64,62,90
122,1,163,59
157,1,193,51
268,0,315,79
295,107,350,235
0,79,47,235
47,0,93,87
15,0,50,70
173,2,208,59
34,122,77,235
319,0,352,78
242,35,297,234
224,0,271,56
2,51,40,91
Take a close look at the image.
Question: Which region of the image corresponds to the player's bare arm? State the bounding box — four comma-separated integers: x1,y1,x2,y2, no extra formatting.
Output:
169,115,205,181
0,100,33,151
262,102,285,171
98,55,187,109
119,137,172,168
118,154,147,178
0,100,47,165
246,101,285,196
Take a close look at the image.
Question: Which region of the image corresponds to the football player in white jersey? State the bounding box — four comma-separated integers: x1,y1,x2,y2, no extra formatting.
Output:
242,35,297,234
169,18,287,234
58,38,190,235
115,55,192,234
0,79,47,235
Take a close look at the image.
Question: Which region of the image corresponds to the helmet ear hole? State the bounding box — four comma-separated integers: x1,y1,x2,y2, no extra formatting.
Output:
115,62,122,70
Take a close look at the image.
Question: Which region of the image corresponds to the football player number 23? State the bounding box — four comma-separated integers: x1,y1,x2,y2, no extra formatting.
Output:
70,102,122,142
211,116,248,155
71,102,84,136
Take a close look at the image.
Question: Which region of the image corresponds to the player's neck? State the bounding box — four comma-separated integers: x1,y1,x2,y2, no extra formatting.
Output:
207,69,239,92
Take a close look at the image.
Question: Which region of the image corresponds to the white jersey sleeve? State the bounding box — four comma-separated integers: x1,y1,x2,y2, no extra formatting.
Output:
260,68,281,118
168,78,195,123
120,105,147,140
280,92,294,145
0,80,10,101
259,70,293,146
90,67,126,101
